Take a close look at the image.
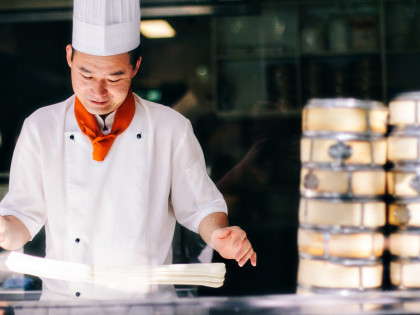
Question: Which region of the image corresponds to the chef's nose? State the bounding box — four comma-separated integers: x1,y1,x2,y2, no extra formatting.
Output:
90,79,108,98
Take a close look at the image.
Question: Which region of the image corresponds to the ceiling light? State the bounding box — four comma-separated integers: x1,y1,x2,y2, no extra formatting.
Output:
141,20,176,38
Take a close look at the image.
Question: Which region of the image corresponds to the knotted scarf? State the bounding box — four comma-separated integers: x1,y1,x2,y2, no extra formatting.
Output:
74,93,135,161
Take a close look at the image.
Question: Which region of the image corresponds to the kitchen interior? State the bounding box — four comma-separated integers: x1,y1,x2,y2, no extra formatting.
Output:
1,0,420,313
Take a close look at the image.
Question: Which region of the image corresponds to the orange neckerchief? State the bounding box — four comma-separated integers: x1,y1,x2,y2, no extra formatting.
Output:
74,93,135,161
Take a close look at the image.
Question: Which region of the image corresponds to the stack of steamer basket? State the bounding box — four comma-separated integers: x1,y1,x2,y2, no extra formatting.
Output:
387,92,420,290
298,98,388,293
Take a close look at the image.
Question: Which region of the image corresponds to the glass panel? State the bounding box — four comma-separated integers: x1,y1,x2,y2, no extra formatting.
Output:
385,0,420,98
3,0,420,302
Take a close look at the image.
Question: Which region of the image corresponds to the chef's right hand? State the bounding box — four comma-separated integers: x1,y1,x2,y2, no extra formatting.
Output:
210,226,257,267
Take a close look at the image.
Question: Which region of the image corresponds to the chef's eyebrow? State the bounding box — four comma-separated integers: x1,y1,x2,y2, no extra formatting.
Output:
79,66,91,73
78,67,125,76
109,70,125,76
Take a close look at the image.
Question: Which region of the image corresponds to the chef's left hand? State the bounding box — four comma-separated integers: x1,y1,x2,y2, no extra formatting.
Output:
210,226,257,267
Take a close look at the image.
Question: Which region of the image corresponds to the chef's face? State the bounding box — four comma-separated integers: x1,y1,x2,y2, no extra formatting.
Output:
65,44,141,115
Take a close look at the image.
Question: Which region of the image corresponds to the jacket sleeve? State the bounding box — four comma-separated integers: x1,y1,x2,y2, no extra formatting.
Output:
0,118,46,239
170,120,228,233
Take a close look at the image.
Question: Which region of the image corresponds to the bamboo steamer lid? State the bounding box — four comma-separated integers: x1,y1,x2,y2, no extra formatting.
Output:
389,230,420,258
298,227,384,259
387,165,420,198
389,92,420,127
299,198,386,228
301,134,386,166
301,165,386,198
389,200,420,227
298,258,383,289
391,259,420,288
388,128,420,163
302,98,388,134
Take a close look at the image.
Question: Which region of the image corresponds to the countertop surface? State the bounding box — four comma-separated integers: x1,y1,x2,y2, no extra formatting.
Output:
3,290,420,314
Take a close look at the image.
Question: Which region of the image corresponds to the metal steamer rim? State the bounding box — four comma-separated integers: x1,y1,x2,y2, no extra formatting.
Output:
388,126,420,137
297,285,383,294
302,162,385,171
301,191,387,200
300,195,385,202
390,226,420,234
299,224,383,234
391,257,420,264
391,287,420,292
299,254,382,266
305,98,386,110
391,162,420,172
302,131,385,141
389,193,420,200
392,91,420,101
392,196,420,203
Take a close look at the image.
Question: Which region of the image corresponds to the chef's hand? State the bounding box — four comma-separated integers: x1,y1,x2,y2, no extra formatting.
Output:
210,226,257,267
0,216,7,245
0,216,31,250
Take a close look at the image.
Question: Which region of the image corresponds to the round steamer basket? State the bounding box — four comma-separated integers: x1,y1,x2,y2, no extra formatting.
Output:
389,91,420,127
297,257,383,289
301,132,386,166
391,258,420,289
389,229,420,258
387,164,420,198
300,164,386,198
388,127,420,164
298,226,384,260
299,197,386,228
302,98,388,134
389,198,420,227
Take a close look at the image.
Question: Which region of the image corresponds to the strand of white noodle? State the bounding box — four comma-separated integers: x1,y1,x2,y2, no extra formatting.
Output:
0,252,226,289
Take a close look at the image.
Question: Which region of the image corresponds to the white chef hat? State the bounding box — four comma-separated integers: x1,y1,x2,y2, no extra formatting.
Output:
72,0,141,56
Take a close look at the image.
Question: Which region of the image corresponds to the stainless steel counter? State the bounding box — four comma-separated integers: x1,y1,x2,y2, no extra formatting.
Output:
3,290,420,314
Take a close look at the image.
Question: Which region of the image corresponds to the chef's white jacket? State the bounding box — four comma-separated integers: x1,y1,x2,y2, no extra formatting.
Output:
0,94,227,300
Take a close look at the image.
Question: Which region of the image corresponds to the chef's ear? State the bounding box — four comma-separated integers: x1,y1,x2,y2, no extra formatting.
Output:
65,44,74,68
131,57,142,78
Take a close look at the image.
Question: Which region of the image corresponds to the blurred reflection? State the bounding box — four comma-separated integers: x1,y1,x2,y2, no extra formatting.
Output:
11,304,208,315
6,291,420,315
171,77,269,261
170,67,299,295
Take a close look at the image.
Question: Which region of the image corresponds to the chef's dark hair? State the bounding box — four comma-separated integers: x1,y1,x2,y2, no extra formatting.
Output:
127,46,142,68
71,45,142,68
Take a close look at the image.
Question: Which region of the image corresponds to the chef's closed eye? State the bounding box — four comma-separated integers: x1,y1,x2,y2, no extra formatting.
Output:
81,73,92,80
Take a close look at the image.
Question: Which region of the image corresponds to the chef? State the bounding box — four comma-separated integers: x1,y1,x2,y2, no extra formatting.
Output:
0,0,256,300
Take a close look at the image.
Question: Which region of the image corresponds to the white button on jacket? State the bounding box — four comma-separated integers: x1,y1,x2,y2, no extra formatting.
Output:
0,94,227,299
